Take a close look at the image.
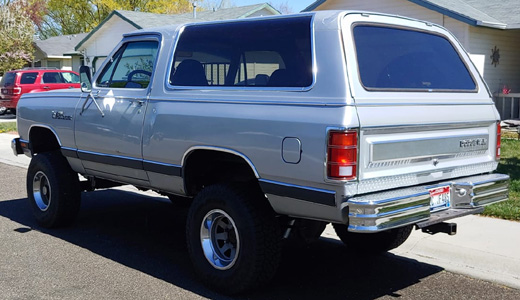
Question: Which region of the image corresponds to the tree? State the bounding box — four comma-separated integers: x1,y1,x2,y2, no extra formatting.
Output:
38,0,194,38
0,0,35,74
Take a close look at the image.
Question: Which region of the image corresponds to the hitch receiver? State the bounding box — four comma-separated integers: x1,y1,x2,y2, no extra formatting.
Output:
419,222,457,235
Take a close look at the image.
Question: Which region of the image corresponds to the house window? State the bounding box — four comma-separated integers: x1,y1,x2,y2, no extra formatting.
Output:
47,60,61,69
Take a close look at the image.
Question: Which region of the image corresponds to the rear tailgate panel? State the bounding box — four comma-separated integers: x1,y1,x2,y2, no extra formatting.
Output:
356,105,499,194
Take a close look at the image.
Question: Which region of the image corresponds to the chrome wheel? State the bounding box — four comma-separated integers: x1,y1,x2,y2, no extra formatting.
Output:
200,209,240,270
32,171,51,211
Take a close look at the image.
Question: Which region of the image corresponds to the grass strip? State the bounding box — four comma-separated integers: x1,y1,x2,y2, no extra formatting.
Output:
0,122,16,133
483,138,520,221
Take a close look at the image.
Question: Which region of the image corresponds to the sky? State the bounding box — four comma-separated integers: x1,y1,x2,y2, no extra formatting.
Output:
232,0,317,13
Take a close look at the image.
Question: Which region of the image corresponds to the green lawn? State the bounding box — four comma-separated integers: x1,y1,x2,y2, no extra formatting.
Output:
482,138,520,221
0,122,16,133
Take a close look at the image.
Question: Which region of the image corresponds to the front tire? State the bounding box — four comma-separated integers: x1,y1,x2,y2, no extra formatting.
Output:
333,224,413,254
27,151,81,228
186,184,281,294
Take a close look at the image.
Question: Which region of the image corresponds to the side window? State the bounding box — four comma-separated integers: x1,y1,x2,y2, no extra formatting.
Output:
42,72,65,84
234,51,285,86
96,41,159,89
62,72,80,83
20,72,38,84
170,17,313,88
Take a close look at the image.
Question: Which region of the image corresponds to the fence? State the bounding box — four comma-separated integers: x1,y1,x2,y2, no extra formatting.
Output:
493,93,520,120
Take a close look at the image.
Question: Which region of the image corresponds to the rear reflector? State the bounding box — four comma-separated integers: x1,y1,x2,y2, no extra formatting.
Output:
496,121,501,161
327,130,358,180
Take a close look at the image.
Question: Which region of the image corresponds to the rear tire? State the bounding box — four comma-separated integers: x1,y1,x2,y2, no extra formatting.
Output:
27,151,81,228
333,224,413,254
186,184,281,294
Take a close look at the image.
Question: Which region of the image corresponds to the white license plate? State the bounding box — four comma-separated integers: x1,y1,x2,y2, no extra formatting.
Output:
429,186,451,211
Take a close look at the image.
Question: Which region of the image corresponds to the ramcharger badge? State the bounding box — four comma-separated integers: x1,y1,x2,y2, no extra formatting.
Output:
460,138,487,148
52,111,72,121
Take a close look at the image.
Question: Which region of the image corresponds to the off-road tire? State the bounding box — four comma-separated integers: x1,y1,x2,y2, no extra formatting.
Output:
27,151,81,228
186,184,281,294
333,224,413,254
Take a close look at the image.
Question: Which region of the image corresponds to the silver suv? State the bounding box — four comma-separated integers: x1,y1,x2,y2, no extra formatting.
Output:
12,11,509,294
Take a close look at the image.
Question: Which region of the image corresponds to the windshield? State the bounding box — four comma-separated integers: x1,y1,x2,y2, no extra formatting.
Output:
0,72,16,87
353,25,476,91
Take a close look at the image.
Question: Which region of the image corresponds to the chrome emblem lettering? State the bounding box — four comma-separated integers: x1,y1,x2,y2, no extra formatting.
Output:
52,111,72,121
459,138,487,148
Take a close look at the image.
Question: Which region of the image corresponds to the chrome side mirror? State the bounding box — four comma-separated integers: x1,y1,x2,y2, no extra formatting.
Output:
79,65,92,93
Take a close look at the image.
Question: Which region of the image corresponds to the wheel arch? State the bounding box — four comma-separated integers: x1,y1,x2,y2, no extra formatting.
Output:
182,146,261,196
28,125,62,155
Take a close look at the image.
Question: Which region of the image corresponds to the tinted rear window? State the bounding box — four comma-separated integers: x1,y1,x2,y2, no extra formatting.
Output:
353,25,476,91
0,72,16,87
170,16,313,88
42,72,63,84
20,72,38,84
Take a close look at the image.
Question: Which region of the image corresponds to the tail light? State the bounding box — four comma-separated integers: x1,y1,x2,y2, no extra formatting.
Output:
12,86,21,95
327,130,358,180
496,121,501,161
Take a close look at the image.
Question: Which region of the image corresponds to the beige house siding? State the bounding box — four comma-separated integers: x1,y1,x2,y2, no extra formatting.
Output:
468,27,520,93
80,16,138,71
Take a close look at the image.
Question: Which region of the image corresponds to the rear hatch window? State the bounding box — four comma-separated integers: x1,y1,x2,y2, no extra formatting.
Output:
0,72,16,87
353,25,476,92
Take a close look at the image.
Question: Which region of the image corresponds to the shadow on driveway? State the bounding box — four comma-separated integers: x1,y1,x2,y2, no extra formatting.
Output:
0,189,443,299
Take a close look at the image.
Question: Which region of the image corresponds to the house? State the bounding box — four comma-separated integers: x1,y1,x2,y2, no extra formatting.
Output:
75,3,280,73
33,33,88,72
303,0,520,119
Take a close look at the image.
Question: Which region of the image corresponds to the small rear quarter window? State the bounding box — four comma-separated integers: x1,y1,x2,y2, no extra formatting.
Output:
20,72,38,84
353,25,476,91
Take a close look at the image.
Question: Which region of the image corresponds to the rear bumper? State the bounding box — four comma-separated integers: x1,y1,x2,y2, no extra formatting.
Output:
0,98,16,108
345,173,509,232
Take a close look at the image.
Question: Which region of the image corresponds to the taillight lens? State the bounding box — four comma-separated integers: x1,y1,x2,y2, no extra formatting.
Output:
496,121,501,161
327,130,358,180
12,86,21,95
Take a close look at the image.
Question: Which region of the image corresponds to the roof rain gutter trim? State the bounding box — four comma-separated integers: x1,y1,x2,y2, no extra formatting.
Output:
476,20,507,29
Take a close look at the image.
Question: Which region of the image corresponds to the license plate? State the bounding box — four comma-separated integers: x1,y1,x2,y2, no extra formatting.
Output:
429,186,451,211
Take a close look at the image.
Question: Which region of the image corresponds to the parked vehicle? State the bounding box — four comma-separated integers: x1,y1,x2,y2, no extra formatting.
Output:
12,11,509,294
0,68,80,114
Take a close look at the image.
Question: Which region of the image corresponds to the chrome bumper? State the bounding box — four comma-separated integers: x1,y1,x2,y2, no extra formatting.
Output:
345,173,509,232
11,138,30,157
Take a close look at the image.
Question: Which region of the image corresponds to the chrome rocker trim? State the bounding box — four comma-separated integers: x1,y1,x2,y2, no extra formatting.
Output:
345,173,509,232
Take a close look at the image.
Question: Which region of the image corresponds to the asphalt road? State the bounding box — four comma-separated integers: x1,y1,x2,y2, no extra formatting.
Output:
1,162,519,299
